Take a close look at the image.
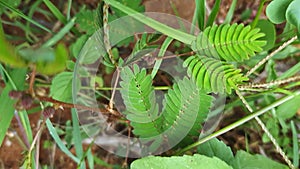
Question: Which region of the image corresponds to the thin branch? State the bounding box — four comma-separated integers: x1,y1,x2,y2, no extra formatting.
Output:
27,119,46,168
246,36,298,77
35,120,44,169
103,3,116,65
123,120,131,168
239,75,300,91
235,90,295,169
108,67,120,110
157,51,195,60
29,64,36,96
36,96,122,118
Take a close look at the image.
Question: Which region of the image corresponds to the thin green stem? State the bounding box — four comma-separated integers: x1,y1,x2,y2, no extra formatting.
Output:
250,0,266,28
104,0,196,45
176,91,300,155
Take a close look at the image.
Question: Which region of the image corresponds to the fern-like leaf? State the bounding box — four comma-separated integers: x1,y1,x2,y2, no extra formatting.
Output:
183,55,248,94
120,64,161,137
191,23,266,62
161,77,212,145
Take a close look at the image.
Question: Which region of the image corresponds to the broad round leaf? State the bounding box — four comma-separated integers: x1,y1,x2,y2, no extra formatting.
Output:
266,0,293,24
256,20,276,51
50,72,73,103
131,155,233,169
286,0,300,33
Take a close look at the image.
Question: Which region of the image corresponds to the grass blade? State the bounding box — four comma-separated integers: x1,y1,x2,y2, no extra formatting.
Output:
67,0,72,20
195,0,206,30
71,109,85,168
0,67,27,146
104,0,195,45
42,17,76,47
43,0,67,24
87,147,94,169
206,0,221,27
18,110,33,144
278,61,300,80
46,119,80,163
0,86,17,146
224,0,237,24
291,121,299,168
151,37,173,78
0,0,51,32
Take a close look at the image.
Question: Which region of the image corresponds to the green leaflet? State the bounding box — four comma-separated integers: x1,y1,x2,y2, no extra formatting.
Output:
183,55,248,94
120,64,160,134
191,24,266,62
286,0,300,34
120,65,212,150
161,77,212,145
266,0,293,24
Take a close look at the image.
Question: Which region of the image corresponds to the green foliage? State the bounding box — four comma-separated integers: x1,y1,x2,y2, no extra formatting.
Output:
125,33,159,65
0,68,26,146
197,138,289,169
276,94,300,120
76,8,98,35
131,154,233,169
1,0,299,168
120,65,212,148
197,138,235,165
255,19,276,51
266,0,294,24
0,30,27,67
46,119,80,163
267,0,300,35
109,0,144,18
50,72,74,103
233,151,289,169
0,29,68,75
120,64,162,146
191,24,266,62
120,65,158,123
286,0,300,33
183,55,248,94
160,77,212,144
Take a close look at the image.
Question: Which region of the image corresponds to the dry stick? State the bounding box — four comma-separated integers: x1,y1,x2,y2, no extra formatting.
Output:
123,121,132,168
239,75,300,91
27,119,46,167
158,51,195,60
35,120,44,168
29,64,36,96
108,67,120,110
103,3,116,65
37,96,122,117
246,36,298,77
235,90,295,169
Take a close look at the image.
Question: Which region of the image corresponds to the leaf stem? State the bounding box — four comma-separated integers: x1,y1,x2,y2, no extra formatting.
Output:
246,36,298,77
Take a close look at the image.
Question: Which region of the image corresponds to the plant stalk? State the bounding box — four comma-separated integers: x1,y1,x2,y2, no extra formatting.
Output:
104,0,196,45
